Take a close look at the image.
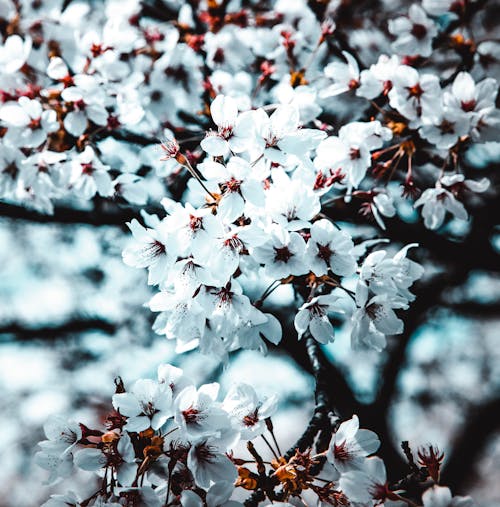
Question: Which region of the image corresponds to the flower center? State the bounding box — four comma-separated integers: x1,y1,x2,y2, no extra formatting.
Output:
242,409,260,427
333,441,351,462
411,23,427,40
182,406,200,424
274,246,293,263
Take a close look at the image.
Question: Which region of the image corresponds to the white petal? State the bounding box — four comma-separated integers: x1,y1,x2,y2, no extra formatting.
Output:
74,448,106,471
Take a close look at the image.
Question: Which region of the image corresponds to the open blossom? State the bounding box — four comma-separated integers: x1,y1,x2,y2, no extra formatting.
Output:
326,415,380,473
294,294,352,344
199,157,265,223
200,95,255,157
174,383,232,440
351,284,407,351
415,174,489,230
122,217,177,286
388,4,437,57
360,244,424,302
443,72,500,141
223,383,278,439
340,456,395,504
70,146,113,200
61,75,108,137
112,379,173,432
358,54,401,99
265,168,321,231
0,97,58,148
419,108,470,150
38,415,82,457
422,486,475,507
253,226,309,279
0,34,32,73
307,219,356,277
187,439,238,489
315,121,392,192
388,66,441,126
252,104,326,169
320,51,360,98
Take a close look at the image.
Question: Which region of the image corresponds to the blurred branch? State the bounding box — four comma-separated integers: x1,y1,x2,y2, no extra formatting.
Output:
442,300,500,317
0,202,163,227
442,396,500,493
0,318,117,342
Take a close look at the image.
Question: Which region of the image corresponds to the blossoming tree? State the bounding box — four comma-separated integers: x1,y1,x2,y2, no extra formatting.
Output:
0,0,499,505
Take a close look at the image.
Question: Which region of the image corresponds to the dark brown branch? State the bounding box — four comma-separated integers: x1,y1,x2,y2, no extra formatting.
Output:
442,396,500,493
0,318,117,342
0,202,163,227
284,337,334,460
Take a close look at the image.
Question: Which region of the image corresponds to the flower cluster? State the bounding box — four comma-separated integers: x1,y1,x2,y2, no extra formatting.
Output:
36,363,277,506
0,0,496,219
36,366,474,507
123,94,424,359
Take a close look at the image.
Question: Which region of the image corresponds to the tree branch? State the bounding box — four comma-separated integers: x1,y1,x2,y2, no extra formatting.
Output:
285,337,334,459
0,318,117,342
442,396,500,493
0,202,163,227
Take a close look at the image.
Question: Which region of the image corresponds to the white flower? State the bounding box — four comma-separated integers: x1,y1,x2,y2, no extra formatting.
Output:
388,4,437,57
199,157,265,223
443,72,499,140
307,219,356,277
0,97,58,148
201,95,255,157
360,244,424,302
371,191,396,230
253,105,326,169
74,447,107,471
320,51,360,98
149,290,206,347
61,75,108,137
112,379,173,432
414,174,489,230
265,168,321,231
294,294,351,344
326,415,380,473
315,121,392,191
0,35,32,73
34,450,74,485
253,227,309,279
174,383,231,440
123,218,177,285
358,55,401,100
70,146,113,200
157,364,193,399
422,486,475,507
187,440,238,489
339,456,389,504
223,383,278,439
419,108,470,150
388,67,441,126
38,415,82,457
351,283,407,351
233,308,283,353
113,174,148,205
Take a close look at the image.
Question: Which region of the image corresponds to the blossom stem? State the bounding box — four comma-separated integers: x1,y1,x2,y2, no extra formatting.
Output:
261,434,280,460
182,157,217,200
